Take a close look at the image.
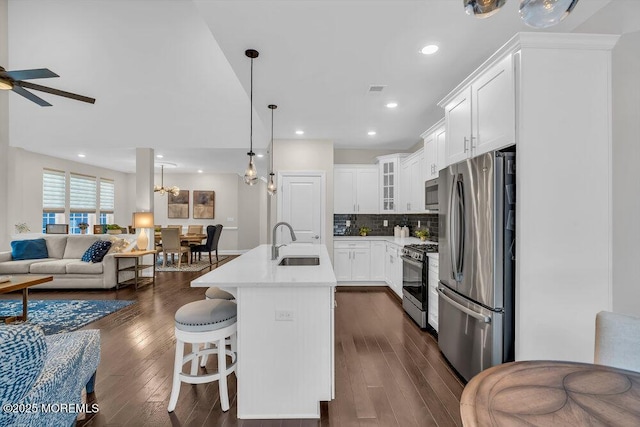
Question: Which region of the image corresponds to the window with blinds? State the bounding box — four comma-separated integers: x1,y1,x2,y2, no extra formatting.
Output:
70,173,97,212
42,169,66,213
100,179,115,213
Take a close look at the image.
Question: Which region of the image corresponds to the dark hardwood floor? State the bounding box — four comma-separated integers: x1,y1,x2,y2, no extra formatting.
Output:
2,259,464,426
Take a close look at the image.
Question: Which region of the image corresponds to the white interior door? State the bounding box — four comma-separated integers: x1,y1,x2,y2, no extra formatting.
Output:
278,172,324,244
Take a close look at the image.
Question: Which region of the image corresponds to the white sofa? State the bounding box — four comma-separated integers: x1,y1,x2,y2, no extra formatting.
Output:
0,235,135,289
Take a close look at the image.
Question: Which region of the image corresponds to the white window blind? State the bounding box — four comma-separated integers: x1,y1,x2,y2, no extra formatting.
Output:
42,169,66,213
100,179,115,213
70,173,96,212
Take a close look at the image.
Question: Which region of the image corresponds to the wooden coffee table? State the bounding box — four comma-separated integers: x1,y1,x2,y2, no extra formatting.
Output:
0,275,53,323
460,360,640,426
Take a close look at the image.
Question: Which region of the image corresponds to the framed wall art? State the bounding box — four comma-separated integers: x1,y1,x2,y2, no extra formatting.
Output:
168,190,189,219
193,190,215,219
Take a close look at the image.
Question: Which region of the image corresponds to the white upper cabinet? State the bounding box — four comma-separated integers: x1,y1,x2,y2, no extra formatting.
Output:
376,154,408,213
399,149,424,213
422,118,445,179
333,166,379,214
443,54,515,165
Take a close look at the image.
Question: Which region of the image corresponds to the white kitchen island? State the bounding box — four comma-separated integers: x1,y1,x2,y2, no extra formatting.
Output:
191,244,336,419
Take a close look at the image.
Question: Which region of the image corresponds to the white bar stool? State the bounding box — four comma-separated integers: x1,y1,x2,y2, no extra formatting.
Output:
205,286,235,301
167,299,237,413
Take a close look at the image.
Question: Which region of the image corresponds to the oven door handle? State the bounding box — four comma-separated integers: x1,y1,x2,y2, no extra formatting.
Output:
401,255,423,269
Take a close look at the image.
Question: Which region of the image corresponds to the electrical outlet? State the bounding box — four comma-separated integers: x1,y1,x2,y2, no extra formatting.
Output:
383,220,388,227
418,220,421,228
227,217,234,222
346,220,351,227
275,310,294,321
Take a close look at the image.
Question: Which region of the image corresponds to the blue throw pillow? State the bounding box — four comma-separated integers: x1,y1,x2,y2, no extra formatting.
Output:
81,240,112,263
10,239,49,260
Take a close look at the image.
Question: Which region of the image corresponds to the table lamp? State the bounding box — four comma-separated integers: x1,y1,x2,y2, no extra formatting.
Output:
132,212,154,250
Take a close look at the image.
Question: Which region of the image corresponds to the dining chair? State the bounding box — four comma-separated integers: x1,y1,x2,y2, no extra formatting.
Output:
160,228,191,268
187,225,203,235
191,224,223,264
594,311,640,372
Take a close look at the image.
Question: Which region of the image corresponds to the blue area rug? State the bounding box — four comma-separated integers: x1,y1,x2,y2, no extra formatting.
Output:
0,299,135,335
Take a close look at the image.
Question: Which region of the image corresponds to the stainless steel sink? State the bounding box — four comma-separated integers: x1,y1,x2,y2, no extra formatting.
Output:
278,256,320,266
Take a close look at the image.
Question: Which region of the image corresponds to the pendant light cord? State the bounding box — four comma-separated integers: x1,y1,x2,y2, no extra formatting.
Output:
270,106,274,174
249,56,254,156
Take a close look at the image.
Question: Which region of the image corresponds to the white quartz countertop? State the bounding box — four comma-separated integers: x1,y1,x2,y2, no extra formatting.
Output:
192,244,337,288
334,235,438,246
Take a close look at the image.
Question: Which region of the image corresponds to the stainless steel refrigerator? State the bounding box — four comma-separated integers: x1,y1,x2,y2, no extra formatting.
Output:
438,148,516,382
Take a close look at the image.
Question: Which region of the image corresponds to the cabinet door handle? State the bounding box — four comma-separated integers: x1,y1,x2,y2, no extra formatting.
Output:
357,204,360,212
471,135,476,150
464,137,469,153
353,204,356,212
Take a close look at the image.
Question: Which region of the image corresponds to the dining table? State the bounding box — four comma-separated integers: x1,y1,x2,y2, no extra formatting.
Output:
460,360,640,426
154,232,206,245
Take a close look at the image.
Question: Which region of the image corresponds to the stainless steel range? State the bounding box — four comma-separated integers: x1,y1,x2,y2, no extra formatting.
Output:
401,243,438,329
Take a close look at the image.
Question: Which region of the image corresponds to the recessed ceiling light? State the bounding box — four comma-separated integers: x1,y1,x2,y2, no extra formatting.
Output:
256,153,264,158
78,154,86,158
197,170,203,173
386,102,398,109
295,130,304,135
368,131,377,136
420,44,439,55
156,154,163,158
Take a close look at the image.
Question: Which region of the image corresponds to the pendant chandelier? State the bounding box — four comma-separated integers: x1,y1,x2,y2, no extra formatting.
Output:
463,0,580,28
267,104,277,196
243,49,259,186
154,164,180,196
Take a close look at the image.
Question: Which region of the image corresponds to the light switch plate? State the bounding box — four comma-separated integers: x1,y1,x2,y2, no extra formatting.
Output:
346,220,351,227
383,220,388,227
275,310,294,321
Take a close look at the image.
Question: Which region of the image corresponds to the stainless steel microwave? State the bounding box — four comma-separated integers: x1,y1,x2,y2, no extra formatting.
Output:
425,178,439,210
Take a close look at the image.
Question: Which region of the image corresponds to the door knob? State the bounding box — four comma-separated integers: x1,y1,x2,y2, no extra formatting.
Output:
312,235,320,239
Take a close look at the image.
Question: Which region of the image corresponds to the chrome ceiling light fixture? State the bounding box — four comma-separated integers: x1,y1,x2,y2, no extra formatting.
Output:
464,0,507,19
243,49,259,186
267,104,278,196
519,0,580,28
463,0,580,27
154,164,180,196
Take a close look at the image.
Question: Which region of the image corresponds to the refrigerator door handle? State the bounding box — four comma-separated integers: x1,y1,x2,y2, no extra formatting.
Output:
449,175,458,280
438,287,492,324
456,177,465,278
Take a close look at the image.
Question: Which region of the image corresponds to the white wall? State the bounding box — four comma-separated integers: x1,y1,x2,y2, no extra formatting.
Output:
334,148,410,164
237,177,267,250
272,139,334,258
611,30,640,316
4,148,132,250
0,0,9,251
152,172,244,252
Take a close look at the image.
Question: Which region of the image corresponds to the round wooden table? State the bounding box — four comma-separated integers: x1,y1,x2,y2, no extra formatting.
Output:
460,360,640,426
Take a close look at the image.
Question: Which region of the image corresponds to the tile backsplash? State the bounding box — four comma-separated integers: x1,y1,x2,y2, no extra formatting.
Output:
334,213,438,239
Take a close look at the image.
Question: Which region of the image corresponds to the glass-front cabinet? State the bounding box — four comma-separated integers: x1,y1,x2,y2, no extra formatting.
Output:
376,154,408,213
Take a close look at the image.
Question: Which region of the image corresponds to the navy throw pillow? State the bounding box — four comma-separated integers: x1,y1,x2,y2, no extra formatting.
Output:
10,239,49,261
81,240,112,263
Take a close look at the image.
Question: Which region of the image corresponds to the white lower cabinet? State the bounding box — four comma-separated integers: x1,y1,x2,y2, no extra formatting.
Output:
370,241,385,281
384,242,403,297
427,256,439,332
333,241,370,282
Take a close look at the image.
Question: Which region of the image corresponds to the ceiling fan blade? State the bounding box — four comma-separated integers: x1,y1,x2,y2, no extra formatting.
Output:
4,68,59,80
11,85,52,107
19,81,95,104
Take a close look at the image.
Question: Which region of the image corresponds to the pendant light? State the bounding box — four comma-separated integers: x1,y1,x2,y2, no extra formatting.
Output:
154,164,180,196
243,49,259,186
463,0,506,19
519,0,580,28
267,104,277,196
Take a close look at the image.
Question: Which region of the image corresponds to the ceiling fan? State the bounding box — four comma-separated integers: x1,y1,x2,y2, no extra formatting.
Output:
0,66,95,107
